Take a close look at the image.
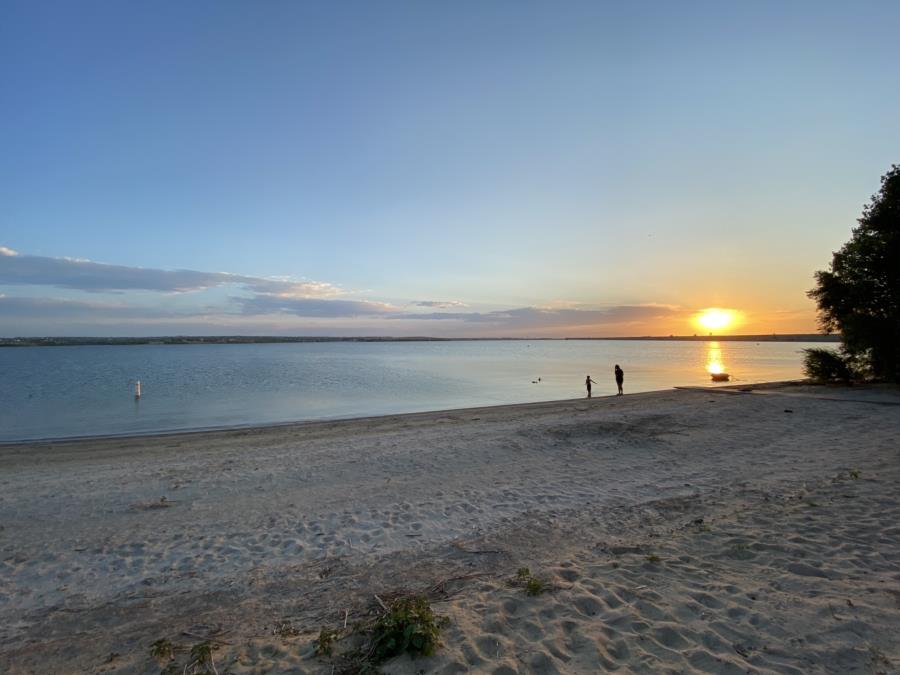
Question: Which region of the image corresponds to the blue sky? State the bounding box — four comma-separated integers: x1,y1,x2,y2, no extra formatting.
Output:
1,1,898,336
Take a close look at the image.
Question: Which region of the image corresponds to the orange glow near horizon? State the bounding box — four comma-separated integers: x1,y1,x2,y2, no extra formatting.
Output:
694,308,740,333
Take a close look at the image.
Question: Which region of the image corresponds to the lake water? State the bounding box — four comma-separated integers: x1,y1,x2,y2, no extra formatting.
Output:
0,340,817,442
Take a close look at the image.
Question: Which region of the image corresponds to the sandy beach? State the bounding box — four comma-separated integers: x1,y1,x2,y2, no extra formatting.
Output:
1,383,899,674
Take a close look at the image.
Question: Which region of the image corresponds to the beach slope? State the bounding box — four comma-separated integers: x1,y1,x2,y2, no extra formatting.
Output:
1,384,898,673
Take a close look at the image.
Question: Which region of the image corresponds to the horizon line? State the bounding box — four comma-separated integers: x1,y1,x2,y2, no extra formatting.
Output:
0,333,840,345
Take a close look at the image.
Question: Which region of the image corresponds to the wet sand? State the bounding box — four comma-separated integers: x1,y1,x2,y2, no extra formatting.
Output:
1,384,899,673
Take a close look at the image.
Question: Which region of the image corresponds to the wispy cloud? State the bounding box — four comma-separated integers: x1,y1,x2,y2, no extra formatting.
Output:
0,247,693,336
412,300,468,309
0,251,242,293
237,295,397,318
0,248,340,297
396,304,683,329
0,295,399,331
0,295,179,319
247,279,345,299
0,247,403,327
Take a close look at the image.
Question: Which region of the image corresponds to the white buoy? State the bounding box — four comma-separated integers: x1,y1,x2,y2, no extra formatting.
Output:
135,380,142,398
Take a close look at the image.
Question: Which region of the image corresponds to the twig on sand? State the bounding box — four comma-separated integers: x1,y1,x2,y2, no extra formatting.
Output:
451,540,504,555
429,573,490,595
373,594,389,612
733,642,750,658
180,631,233,645
343,609,349,629
131,497,177,511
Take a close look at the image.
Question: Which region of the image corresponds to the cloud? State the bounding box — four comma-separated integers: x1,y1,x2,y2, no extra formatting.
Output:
0,295,180,319
413,300,468,309
0,249,341,297
246,279,345,298
0,292,689,337
0,248,692,337
0,252,241,292
395,304,683,329
237,295,397,318
0,248,406,327
0,295,404,335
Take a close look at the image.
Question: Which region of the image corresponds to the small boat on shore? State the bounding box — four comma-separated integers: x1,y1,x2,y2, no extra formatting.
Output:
710,372,731,382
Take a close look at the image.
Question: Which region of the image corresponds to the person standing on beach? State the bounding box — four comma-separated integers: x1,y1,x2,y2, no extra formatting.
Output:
585,375,597,398
614,364,624,395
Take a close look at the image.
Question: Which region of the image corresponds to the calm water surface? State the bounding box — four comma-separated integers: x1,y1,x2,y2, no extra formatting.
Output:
0,340,816,442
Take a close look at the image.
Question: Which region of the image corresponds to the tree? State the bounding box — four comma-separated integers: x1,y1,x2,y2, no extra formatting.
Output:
808,165,900,382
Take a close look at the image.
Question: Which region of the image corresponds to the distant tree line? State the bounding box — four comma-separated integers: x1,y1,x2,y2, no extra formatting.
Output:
0,336,459,347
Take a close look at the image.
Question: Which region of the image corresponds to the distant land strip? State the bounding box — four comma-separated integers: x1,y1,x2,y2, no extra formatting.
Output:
566,333,841,342
0,334,840,347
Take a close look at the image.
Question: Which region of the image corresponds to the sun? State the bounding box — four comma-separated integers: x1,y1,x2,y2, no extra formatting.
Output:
695,308,738,333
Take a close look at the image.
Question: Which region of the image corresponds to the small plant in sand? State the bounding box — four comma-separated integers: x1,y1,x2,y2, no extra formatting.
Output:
273,620,302,638
525,577,545,596
314,626,341,657
368,595,444,661
513,567,546,596
314,594,447,672
186,641,219,675
149,639,218,675
645,554,662,564
149,638,174,663
849,469,861,479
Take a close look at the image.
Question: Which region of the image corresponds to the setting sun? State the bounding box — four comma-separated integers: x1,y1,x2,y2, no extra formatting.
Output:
695,308,739,333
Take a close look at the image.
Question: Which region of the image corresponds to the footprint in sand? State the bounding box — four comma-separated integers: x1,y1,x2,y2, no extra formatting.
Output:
555,567,580,583
573,595,602,617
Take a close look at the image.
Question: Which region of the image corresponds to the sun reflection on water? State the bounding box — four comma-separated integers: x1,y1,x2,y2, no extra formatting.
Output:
706,342,726,375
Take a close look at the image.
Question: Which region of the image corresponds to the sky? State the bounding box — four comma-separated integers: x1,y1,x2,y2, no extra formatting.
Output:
1,0,899,337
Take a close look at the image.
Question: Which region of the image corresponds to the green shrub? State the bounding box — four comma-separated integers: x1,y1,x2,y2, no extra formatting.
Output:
802,348,855,383
314,627,340,657
369,596,443,662
513,567,546,596
525,577,545,596
149,638,174,663
187,642,217,675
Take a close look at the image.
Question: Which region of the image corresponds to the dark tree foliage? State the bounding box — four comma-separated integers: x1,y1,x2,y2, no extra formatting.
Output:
802,347,854,383
808,165,900,382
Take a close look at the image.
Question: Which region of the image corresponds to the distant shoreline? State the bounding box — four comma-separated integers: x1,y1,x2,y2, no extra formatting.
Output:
565,333,840,342
0,333,840,347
